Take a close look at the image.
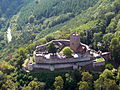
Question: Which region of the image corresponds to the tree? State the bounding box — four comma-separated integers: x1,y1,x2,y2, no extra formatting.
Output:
15,48,27,68
78,81,89,90
62,47,73,58
81,72,93,82
0,62,14,74
14,54,25,68
23,86,32,90
48,42,57,55
105,12,115,23
110,37,120,63
100,69,114,79
105,63,114,70
93,32,102,50
116,67,120,85
24,80,45,90
0,71,4,86
64,73,76,90
94,78,119,90
17,48,27,59
94,69,118,90
26,44,35,54
102,33,114,50
114,0,120,12
54,76,64,90
1,80,16,90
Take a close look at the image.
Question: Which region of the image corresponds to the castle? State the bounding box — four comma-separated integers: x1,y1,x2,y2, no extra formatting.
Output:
24,32,111,71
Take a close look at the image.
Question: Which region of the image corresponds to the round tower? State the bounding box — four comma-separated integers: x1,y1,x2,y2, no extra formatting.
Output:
70,32,80,53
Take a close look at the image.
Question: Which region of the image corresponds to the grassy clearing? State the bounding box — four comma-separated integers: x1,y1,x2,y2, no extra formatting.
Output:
96,58,105,62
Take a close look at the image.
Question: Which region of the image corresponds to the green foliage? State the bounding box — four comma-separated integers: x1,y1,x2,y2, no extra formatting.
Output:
105,63,114,70
62,47,73,58
100,69,115,79
102,33,114,50
64,73,76,90
47,42,57,55
1,80,16,90
0,0,120,90
94,69,119,90
1,0,120,64
93,32,102,49
0,62,14,74
16,0,98,26
0,0,28,18
106,18,118,33
17,48,27,59
29,71,67,89
0,71,4,86
110,37,120,63
78,81,89,90
26,44,36,54
105,12,115,23
24,80,45,90
94,78,119,90
14,48,28,68
116,67,120,84
13,69,33,87
81,72,93,82
45,35,55,42
54,76,64,90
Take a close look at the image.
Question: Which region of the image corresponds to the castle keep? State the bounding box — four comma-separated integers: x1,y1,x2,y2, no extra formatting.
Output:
70,32,81,52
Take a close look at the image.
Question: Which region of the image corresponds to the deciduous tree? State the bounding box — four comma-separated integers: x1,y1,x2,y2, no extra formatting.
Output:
78,81,89,90
54,76,64,90
48,42,57,55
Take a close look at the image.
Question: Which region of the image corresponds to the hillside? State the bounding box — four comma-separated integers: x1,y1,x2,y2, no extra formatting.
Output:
0,0,99,59
0,0,31,18
10,0,120,45
0,0,31,42
0,0,120,59
36,0,120,38
15,0,98,26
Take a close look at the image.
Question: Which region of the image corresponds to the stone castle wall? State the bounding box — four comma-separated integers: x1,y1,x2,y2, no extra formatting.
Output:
30,60,92,71
35,54,91,64
93,61,105,67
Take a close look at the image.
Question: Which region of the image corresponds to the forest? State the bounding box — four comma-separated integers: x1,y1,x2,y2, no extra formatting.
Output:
0,0,120,90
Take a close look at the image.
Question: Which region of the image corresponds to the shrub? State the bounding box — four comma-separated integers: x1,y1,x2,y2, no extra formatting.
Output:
62,47,73,58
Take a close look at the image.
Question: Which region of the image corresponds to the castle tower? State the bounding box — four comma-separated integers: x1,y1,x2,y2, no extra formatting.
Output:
70,32,80,53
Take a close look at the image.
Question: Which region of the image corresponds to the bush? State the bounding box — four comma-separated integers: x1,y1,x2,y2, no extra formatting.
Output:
62,47,73,58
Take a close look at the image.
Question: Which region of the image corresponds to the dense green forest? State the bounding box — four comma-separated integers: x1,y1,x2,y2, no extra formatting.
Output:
0,0,99,59
0,0,31,18
0,0,120,89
